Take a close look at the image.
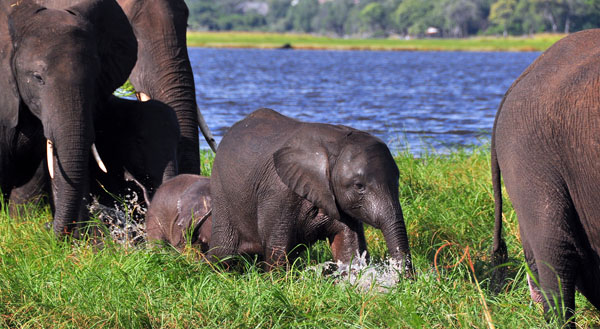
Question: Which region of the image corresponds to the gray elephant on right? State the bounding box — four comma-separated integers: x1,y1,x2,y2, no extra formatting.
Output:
209,108,413,272
492,29,600,326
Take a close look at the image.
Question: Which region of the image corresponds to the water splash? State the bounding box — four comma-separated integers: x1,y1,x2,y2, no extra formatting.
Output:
311,251,407,292
87,196,406,290
88,191,147,247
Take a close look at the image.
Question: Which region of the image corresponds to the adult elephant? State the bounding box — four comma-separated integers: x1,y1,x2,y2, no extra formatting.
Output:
0,0,137,236
10,95,181,216
209,108,413,272
492,30,600,325
37,0,218,173
119,0,217,171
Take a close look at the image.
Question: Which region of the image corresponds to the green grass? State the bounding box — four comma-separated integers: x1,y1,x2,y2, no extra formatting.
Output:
187,31,565,52
1,146,599,328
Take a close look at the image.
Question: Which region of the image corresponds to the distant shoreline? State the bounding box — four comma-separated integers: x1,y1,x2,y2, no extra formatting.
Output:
186,31,565,52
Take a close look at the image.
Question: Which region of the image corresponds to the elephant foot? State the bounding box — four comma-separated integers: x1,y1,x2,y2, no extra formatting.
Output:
527,273,544,303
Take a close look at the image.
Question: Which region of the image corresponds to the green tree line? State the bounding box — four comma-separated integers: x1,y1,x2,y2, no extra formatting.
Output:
185,0,600,37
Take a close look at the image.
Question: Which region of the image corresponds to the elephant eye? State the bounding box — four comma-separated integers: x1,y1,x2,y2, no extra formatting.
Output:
354,182,365,191
32,72,44,84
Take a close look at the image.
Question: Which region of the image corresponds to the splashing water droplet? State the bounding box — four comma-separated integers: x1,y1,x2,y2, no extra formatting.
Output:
310,251,408,292
88,192,148,248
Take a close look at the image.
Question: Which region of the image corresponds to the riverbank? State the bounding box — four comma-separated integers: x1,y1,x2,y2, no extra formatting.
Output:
187,31,565,52
1,148,598,327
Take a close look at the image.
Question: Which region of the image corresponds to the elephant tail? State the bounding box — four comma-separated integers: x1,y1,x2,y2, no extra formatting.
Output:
197,105,218,152
490,140,507,292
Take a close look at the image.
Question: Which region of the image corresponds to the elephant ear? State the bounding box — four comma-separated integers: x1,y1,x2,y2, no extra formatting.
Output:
68,0,137,97
0,2,21,128
273,146,340,221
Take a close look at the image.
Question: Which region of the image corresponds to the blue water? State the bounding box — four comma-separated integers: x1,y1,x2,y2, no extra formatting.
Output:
190,48,539,153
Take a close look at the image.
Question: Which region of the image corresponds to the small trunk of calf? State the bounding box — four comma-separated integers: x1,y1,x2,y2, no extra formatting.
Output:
379,206,413,276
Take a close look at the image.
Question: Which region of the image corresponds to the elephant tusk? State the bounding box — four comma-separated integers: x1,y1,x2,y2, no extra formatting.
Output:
197,105,218,152
91,144,108,173
136,92,151,102
47,140,54,179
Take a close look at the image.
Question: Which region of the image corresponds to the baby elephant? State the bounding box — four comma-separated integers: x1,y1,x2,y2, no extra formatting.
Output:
210,108,413,272
146,174,212,251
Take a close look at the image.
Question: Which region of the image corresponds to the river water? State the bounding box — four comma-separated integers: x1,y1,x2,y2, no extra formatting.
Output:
190,48,539,153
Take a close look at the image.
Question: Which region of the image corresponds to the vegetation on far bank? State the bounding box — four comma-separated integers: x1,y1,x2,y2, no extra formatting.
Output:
186,0,600,38
186,31,565,52
1,147,599,327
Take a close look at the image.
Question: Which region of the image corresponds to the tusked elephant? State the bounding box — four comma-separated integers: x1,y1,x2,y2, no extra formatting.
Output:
146,174,212,251
209,108,413,272
0,0,137,236
37,0,218,172
9,95,181,219
491,29,600,325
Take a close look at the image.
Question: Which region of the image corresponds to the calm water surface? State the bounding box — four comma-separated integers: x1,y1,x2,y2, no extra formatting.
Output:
190,48,539,153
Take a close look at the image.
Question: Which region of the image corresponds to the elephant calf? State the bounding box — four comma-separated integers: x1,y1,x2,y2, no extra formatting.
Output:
209,108,413,272
146,174,212,251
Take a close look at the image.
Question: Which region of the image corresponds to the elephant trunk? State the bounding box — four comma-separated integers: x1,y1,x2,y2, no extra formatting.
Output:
162,157,178,182
378,203,414,276
160,78,201,175
129,29,207,174
49,117,92,237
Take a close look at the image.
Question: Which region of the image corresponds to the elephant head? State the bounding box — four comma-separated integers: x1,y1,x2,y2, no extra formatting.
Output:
117,0,217,172
0,0,137,236
32,0,217,172
274,127,413,272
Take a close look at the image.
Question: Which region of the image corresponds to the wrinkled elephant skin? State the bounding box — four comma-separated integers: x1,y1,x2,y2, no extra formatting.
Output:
209,108,413,272
9,95,181,221
492,29,600,325
118,0,215,170
0,0,136,236
35,0,217,172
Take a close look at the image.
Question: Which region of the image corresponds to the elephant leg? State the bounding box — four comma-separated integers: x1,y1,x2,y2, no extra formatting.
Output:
575,256,600,309
257,202,294,270
263,244,289,270
502,165,578,325
207,197,241,264
329,221,368,264
522,229,543,303
9,160,50,217
0,155,13,211
535,249,577,325
514,192,577,325
207,218,238,262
